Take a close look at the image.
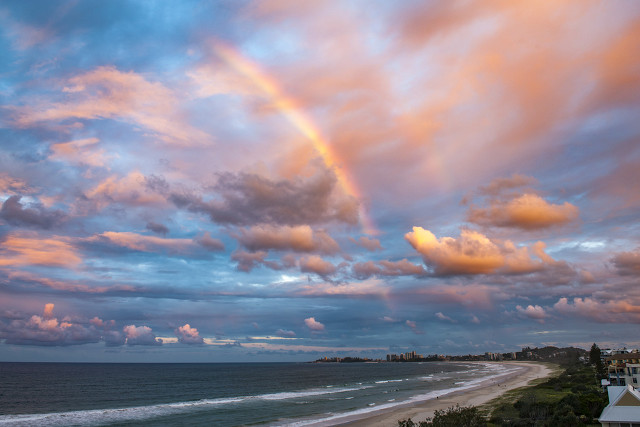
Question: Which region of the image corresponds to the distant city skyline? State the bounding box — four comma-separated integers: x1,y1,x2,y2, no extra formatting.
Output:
0,0,639,362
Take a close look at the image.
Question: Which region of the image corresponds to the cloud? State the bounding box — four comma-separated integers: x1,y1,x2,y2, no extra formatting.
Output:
350,236,382,251
474,174,538,197
405,320,422,334
123,325,162,346
516,305,547,322
467,193,579,230
236,225,340,254
611,250,640,276
403,284,505,310
435,312,455,323
43,303,55,319
195,232,225,252
295,278,389,298
87,231,196,254
231,250,269,272
83,172,166,210
352,259,425,279
49,137,111,167
0,174,30,194
3,270,137,295
554,297,640,323
405,227,555,275
10,66,208,145
0,195,66,229
175,324,204,345
304,317,325,331
146,222,169,236
276,329,296,338
169,169,359,226
299,255,337,277
0,304,111,346
0,233,82,267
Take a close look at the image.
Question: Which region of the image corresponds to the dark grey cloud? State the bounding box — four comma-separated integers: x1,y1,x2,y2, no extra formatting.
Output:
168,170,359,226
611,250,640,276
146,221,169,235
0,195,66,229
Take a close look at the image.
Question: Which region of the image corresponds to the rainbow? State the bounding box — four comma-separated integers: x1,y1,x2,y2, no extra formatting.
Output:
213,40,377,235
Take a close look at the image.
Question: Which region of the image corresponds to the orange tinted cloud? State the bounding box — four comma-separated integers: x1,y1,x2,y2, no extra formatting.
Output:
468,193,579,230
405,227,556,275
405,228,502,275
236,225,340,254
0,233,81,267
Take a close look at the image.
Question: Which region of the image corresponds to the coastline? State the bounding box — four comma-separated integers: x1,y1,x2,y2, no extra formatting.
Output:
306,361,555,426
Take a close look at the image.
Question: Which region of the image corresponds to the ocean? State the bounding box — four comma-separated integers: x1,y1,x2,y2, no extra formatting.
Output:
0,361,522,426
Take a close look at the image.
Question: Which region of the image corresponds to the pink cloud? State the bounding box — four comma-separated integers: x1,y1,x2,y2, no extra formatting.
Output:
516,304,547,322
49,137,111,168
175,324,204,345
88,231,194,254
350,236,382,251
11,66,208,145
276,329,296,338
0,304,116,346
83,172,166,210
408,284,505,310
295,278,389,298
435,312,455,323
554,297,640,323
352,259,425,279
299,255,337,277
231,250,269,272
405,320,422,334
123,325,162,346
195,232,225,252
0,173,30,194
304,317,325,331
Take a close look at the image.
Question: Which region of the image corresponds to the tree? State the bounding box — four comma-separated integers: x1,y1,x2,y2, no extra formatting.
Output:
589,343,601,365
398,405,485,427
589,343,606,380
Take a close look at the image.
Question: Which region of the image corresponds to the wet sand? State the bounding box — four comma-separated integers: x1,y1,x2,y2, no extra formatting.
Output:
324,361,554,426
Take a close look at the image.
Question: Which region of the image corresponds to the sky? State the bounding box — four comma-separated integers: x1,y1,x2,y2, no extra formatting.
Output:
0,0,639,363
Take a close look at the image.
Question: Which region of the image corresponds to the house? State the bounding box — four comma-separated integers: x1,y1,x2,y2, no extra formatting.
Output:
606,353,640,388
599,385,640,427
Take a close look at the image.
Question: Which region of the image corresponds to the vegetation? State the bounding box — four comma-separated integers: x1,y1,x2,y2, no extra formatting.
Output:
487,363,607,426
398,404,485,427
589,343,606,380
398,362,608,427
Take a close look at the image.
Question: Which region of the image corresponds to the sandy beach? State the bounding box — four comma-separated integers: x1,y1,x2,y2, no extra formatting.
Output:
315,362,555,426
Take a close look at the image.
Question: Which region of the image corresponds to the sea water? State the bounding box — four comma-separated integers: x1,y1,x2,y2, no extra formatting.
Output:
0,362,522,426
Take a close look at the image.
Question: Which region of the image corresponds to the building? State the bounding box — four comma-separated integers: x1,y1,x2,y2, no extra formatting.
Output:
606,352,640,388
599,385,640,427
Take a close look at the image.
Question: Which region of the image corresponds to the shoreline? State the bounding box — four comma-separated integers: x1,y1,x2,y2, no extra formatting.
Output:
302,361,555,426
